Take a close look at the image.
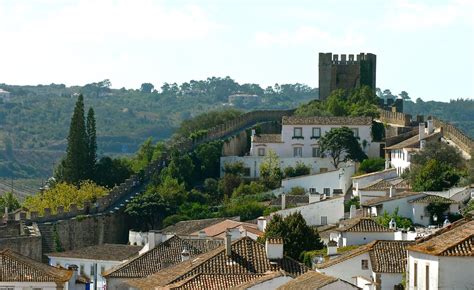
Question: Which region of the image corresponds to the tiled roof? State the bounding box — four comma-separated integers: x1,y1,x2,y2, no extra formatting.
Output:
360,178,410,191
253,134,283,143
168,273,267,290
191,220,260,238
282,116,372,126
162,217,235,235
337,218,394,233
232,271,286,289
361,191,424,207
276,271,343,290
0,249,72,282
317,240,412,273
126,237,309,289
103,235,223,278
369,241,414,273
351,168,396,180
408,195,457,204
408,218,474,256
270,195,309,207
385,132,442,150
47,244,142,261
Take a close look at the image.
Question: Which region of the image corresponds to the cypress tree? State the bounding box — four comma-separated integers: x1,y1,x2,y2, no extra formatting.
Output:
86,107,97,180
63,94,89,184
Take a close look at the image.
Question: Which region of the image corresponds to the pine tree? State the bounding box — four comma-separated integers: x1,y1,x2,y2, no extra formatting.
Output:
86,107,97,180
62,94,89,184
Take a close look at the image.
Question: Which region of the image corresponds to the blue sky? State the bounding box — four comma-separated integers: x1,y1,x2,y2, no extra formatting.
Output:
0,0,472,102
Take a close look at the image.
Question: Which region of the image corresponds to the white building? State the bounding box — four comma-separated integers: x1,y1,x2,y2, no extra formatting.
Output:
270,193,344,226
47,244,142,290
221,116,381,178
352,168,398,197
356,177,411,204
332,217,396,247
0,248,87,290
316,240,413,290
406,218,474,290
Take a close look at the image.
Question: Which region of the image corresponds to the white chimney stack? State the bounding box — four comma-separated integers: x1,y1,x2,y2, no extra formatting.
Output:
257,217,267,232
389,218,397,230
181,248,190,262
389,186,394,198
228,227,241,241
265,238,284,260
198,230,207,238
349,204,357,219
427,119,434,134
309,192,321,204
327,240,338,256
225,230,232,257
147,230,163,250
418,123,426,140
281,194,286,210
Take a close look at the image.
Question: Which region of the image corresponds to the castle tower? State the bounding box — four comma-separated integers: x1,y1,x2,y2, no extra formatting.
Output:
318,52,376,100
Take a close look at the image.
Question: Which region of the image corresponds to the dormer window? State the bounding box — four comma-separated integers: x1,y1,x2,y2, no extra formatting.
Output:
311,127,321,139
292,127,304,139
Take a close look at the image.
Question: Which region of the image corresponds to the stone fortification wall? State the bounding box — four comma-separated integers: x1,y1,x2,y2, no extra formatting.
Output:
432,117,474,154
377,109,412,127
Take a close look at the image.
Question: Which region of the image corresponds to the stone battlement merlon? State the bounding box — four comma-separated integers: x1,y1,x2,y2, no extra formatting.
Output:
319,52,375,65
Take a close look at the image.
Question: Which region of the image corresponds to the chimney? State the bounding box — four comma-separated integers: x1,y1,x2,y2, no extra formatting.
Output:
147,230,163,250
349,204,357,219
309,192,321,204
228,227,241,241
385,159,390,170
389,186,394,198
198,230,207,238
281,194,286,210
257,217,267,232
181,247,190,262
418,123,426,140
427,119,434,134
225,230,232,257
327,240,338,256
265,238,284,260
389,218,397,230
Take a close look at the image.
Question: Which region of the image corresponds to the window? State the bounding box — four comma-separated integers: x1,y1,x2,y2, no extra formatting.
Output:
293,127,303,139
80,264,85,275
361,259,369,270
425,265,430,290
258,148,265,156
293,147,302,157
351,128,359,137
321,216,327,225
312,147,321,158
243,167,251,177
311,127,321,139
91,264,95,276
414,262,418,287
323,188,330,196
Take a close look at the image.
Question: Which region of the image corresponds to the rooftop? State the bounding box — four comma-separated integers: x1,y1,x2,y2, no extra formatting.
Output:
162,217,236,235
276,271,337,289
337,217,394,233
103,235,223,278
361,191,424,207
125,236,308,289
191,219,262,238
408,195,458,204
408,218,474,256
318,240,413,273
385,131,442,150
168,273,267,290
0,249,72,283
359,178,410,191
282,116,372,126
46,244,142,261
351,168,396,180
253,134,283,143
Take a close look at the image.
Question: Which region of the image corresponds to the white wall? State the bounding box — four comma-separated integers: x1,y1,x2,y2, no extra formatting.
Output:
372,193,425,218
341,232,395,247
407,251,439,290
106,278,134,290
273,197,344,226
281,164,355,195
359,189,387,204
318,252,373,285
390,148,412,176
0,282,61,290
247,276,293,290
438,256,474,290
352,169,397,196
377,273,403,290
320,279,361,290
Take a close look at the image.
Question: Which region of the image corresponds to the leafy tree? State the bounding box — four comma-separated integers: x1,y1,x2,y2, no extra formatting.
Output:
161,152,195,188
218,173,242,197
287,186,306,195
319,127,367,168
140,83,154,93
284,162,310,178
232,181,266,197
259,150,283,189
94,156,133,188
86,107,97,180
263,212,323,261
125,188,166,230
375,207,412,229
399,91,410,100
0,192,20,214
426,202,450,225
358,158,385,174
344,196,360,212
156,176,188,210
223,161,245,175
178,202,214,220
203,178,219,199
219,198,265,221
61,94,89,184
194,141,223,179
411,159,461,191
411,141,464,170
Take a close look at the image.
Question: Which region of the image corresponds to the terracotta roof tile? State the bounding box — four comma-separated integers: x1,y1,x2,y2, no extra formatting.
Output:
126,237,309,289
385,132,442,150
103,236,223,278
191,220,260,238
360,178,410,191
361,191,424,207
369,241,413,273
408,195,457,204
168,273,267,290
0,249,72,282
47,244,141,261
282,116,372,126
351,168,396,180
337,218,394,233
162,217,235,235
408,218,474,256
253,134,283,143
276,271,343,290
270,195,308,207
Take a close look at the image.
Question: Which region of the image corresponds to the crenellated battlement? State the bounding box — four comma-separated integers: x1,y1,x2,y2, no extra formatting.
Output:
319,52,376,65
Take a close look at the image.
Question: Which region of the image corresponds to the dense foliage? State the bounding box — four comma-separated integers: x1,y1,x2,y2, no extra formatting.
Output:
0,191,20,214
375,207,413,229
319,127,367,168
284,162,311,178
259,150,283,189
358,158,386,174
262,212,324,261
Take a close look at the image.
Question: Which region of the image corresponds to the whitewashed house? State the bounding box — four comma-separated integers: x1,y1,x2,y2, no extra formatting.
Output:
270,193,345,226
221,116,381,178
47,244,142,290
0,248,87,290
352,168,398,197
332,217,395,247
406,218,474,290
316,240,413,290
356,177,410,204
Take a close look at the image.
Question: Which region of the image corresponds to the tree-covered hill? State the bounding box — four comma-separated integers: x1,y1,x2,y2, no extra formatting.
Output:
0,77,317,178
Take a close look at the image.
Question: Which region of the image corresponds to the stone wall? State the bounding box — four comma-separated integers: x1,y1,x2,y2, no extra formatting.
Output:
0,234,42,261
432,117,474,154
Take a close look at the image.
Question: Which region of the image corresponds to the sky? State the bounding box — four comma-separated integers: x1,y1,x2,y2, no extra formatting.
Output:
0,0,473,102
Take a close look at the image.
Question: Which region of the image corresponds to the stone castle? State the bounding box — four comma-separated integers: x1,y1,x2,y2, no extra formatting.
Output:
319,52,377,100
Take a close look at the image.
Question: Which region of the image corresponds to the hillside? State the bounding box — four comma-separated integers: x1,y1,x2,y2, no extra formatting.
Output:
0,78,317,179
